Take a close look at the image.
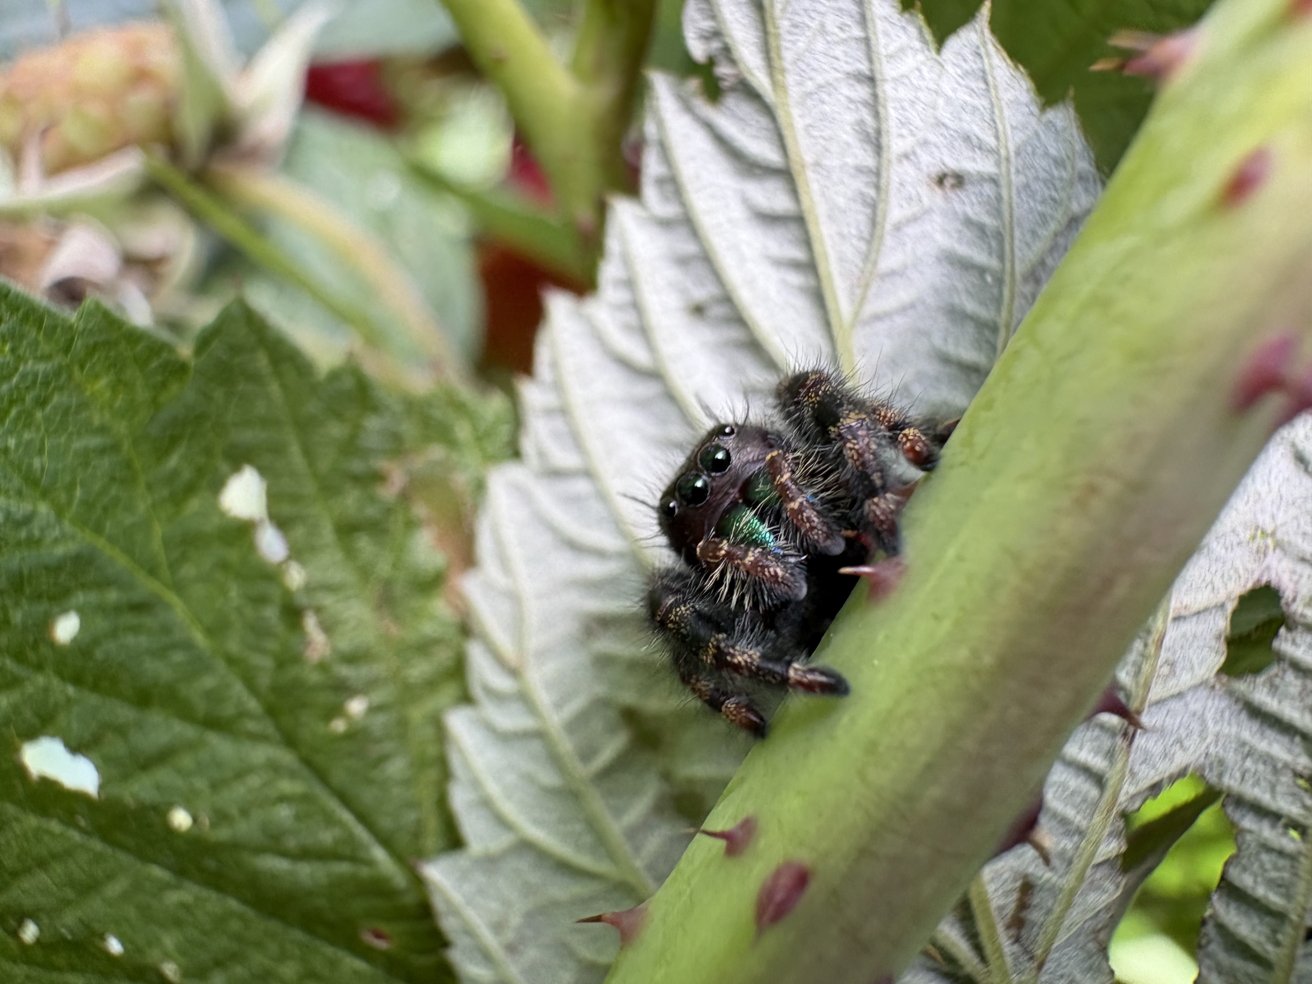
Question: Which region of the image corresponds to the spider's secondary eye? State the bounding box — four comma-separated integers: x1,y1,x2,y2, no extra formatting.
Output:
675,473,711,506
660,498,679,519
717,424,736,437
698,445,731,474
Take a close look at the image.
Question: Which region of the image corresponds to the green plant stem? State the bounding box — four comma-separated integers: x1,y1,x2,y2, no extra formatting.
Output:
408,160,594,285
569,0,656,194
205,163,466,385
605,1,1312,982
440,0,656,263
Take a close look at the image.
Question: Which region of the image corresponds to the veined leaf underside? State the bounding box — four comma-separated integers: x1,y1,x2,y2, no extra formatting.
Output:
423,2,1097,981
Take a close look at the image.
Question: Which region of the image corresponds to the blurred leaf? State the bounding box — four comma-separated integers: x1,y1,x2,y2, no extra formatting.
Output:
0,1,458,61
229,109,481,369
420,1,1100,981
0,284,495,982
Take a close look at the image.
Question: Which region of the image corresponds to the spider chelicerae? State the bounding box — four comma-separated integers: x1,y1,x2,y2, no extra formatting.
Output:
646,368,946,737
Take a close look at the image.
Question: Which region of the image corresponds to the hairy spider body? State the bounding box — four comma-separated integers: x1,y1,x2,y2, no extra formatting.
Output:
647,369,944,737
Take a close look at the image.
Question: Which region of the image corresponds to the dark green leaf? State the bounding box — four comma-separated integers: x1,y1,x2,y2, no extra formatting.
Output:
0,285,496,982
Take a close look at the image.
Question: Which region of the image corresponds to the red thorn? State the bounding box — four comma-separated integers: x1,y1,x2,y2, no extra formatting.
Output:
577,903,648,946
755,861,811,934
1221,147,1273,208
1098,29,1196,81
839,556,905,601
1276,367,1312,426
1233,333,1298,411
697,815,758,857
1092,687,1146,731
1231,332,1312,425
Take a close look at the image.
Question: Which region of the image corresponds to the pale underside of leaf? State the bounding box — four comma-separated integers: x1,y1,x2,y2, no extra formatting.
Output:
423,2,1098,982
902,417,1312,984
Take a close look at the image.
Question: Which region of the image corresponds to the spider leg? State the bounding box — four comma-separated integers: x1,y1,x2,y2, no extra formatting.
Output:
764,450,845,555
696,534,807,603
648,570,769,736
871,401,941,471
680,665,769,737
777,369,946,555
777,368,943,474
708,632,848,696
863,487,913,555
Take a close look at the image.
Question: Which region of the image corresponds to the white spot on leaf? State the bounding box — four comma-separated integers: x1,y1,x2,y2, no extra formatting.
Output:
328,716,349,734
50,610,80,645
159,960,182,982
166,806,194,833
17,919,39,944
102,933,123,956
19,736,100,798
218,465,268,522
254,521,290,564
344,695,369,720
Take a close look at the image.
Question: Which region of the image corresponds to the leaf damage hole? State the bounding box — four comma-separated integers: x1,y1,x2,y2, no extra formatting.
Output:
218,464,291,565
49,610,80,645
16,919,39,945
1222,585,1286,678
1109,776,1234,983
167,805,194,833
19,736,100,798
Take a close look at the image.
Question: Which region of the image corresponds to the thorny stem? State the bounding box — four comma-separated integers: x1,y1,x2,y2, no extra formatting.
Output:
606,1,1312,981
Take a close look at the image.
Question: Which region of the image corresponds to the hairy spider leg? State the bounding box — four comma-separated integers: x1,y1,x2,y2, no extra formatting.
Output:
762,449,846,556
709,633,849,696
648,569,847,737
777,369,942,473
775,369,942,555
647,570,769,736
696,505,807,605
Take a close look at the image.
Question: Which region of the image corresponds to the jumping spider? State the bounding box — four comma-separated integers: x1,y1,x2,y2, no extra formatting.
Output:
647,369,945,737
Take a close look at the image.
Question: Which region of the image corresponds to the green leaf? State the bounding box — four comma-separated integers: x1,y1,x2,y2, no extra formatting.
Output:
0,285,490,981
422,1,1100,981
913,0,1217,170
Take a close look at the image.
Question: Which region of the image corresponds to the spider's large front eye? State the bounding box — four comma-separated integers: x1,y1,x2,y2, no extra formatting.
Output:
660,498,679,519
675,473,711,506
698,445,731,474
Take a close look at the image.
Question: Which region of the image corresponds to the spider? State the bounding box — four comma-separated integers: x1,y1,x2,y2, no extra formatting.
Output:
646,368,946,737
